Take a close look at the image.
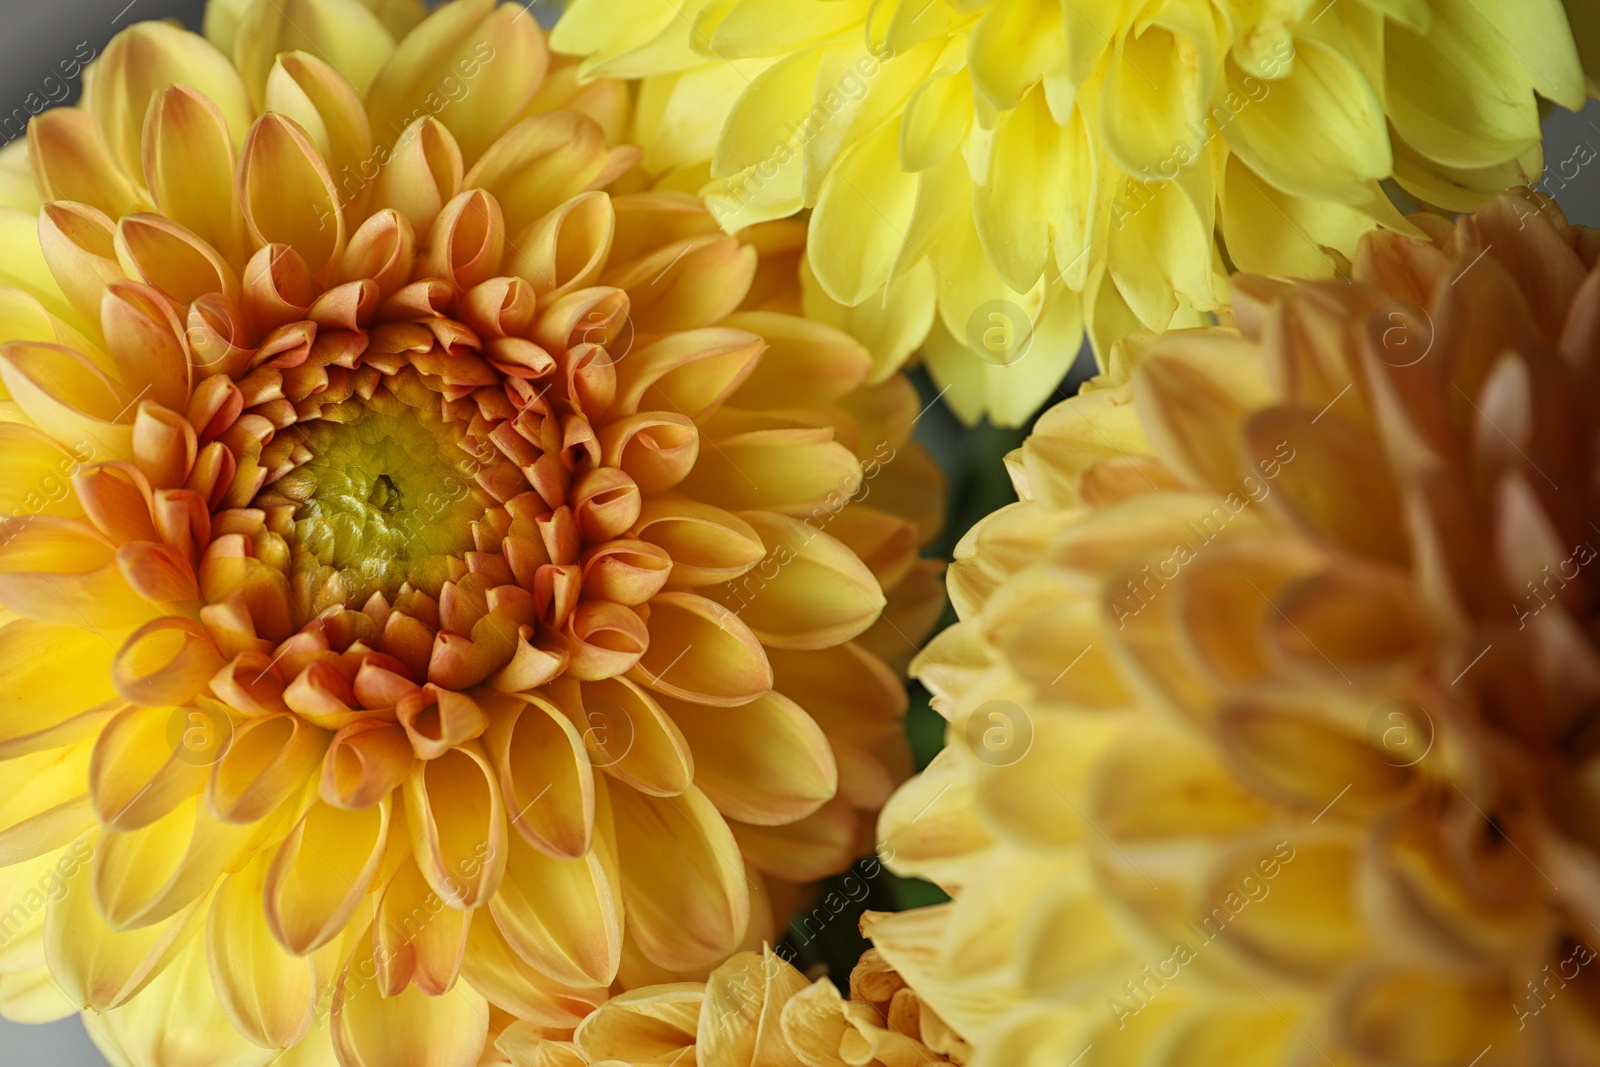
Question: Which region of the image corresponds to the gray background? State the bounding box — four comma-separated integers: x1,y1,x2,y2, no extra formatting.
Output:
0,0,1597,1063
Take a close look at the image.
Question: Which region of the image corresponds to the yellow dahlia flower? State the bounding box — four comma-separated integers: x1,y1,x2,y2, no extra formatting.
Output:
880,188,1600,1065
497,944,967,1066
0,1,946,1063
550,0,1599,426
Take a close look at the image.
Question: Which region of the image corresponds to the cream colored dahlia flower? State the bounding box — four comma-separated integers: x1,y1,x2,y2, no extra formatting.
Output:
551,0,1598,426
880,188,1600,1065
497,945,967,1066
0,2,946,1064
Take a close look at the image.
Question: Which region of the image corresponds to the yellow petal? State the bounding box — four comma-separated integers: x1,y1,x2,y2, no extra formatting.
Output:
142,86,247,267
1225,40,1394,200
238,113,346,279
730,795,856,881
266,796,391,954
800,255,934,385
333,936,490,1067
575,676,694,798
808,119,916,306
93,932,280,1067
571,980,702,1062
92,793,266,930
723,311,872,408
0,517,153,629
489,828,622,988
466,112,618,239
612,327,764,419
0,619,116,759
699,949,810,1066
460,915,607,1031
89,704,208,831
1385,0,1544,169
210,712,329,824
0,734,97,865
233,0,395,109
708,510,885,650
373,857,470,997
632,591,772,707
264,51,377,210
608,783,749,972
2,205,93,335
38,201,126,335
483,691,595,859
1098,0,1217,177
114,214,239,306
676,428,863,514
403,742,506,909
86,21,252,188
506,190,615,301
27,108,146,218
0,967,76,1024
207,848,314,1048
364,0,547,166
973,87,1063,294
367,117,463,238
44,835,203,1012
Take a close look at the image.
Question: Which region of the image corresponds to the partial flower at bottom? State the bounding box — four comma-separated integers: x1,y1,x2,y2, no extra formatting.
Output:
497,945,968,1067
881,189,1600,1066
0,1,946,1064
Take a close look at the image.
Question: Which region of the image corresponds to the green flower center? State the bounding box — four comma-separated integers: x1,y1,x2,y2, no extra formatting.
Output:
263,386,493,620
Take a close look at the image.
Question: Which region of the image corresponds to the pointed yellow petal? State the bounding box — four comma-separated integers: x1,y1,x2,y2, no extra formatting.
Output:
609,783,749,972
86,21,252,188
233,0,395,110
333,936,490,1067
27,108,146,218
489,828,622,988
364,0,547,166
0,619,115,759
266,796,391,954
207,848,314,1048
142,85,247,268
402,742,506,908
238,113,346,279
93,793,268,929
45,835,204,1012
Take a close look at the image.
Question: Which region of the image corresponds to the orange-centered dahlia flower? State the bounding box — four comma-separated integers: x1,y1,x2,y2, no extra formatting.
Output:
881,188,1600,1066
0,2,946,1064
551,0,1598,426
496,945,966,1067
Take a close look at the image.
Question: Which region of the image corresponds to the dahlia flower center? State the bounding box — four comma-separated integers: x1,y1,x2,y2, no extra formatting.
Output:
257,386,492,625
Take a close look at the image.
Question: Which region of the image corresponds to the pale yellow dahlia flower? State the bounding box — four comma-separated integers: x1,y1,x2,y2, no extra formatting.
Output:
551,0,1599,426
877,188,1600,1065
496,944,967,1066
0,1,946,1064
